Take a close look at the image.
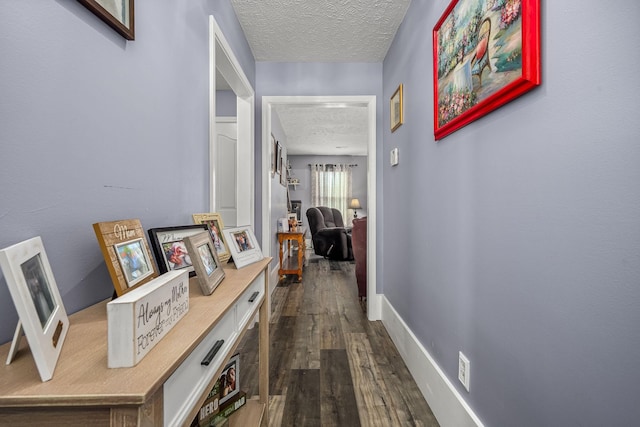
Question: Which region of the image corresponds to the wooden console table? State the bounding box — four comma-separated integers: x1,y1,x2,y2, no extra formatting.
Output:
278,228,307,282
0,258,271,427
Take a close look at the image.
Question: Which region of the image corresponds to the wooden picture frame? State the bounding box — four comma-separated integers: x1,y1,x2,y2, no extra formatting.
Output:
78,0,135,40
390,84,404,132
183,232,225,296
219,353,240,407
0,237,69,381
147,224,209,277
222,226,264,269
433,0,540,139
93,219,157,296
192,212,231,264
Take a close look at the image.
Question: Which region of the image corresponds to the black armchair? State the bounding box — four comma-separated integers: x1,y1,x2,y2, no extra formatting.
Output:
306,207,353,261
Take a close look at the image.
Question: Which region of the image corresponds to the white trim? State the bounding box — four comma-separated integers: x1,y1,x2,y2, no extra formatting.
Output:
261,96,380,320
209,16,255,229
381,297,485,427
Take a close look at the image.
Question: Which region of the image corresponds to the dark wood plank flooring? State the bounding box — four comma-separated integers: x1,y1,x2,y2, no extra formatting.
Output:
237,254,439,427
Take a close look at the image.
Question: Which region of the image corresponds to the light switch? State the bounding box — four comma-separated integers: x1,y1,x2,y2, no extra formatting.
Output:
390,148,399,166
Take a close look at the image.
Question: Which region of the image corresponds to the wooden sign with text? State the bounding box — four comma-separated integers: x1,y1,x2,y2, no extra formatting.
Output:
107,270,190,368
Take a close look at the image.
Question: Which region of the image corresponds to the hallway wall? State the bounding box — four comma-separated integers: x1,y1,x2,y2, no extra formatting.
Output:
383,0,640,425
0,1,255,344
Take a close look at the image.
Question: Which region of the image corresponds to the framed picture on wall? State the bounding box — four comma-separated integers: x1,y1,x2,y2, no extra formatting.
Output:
0,236,69,382
276,141,283,175
433,0,541,139
280,145,288,186
390,84,404,132
93,219,158,296
78,0,135,40
271,134,277,177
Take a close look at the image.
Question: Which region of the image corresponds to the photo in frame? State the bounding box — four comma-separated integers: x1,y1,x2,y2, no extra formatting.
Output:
147,224,209,277
280,144,288,187
390,84,404,132
218,353,240,407
183,231,225,296
0,236,69,382
78,0,135,40
222,226,264,269
93,219,158,296
433,0,540,140
276,141,283,176
192,212,231,264
271,134,277,177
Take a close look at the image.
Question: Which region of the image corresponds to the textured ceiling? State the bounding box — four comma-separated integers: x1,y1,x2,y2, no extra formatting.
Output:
229,1,410,155
274,105,369,155
231,0,410,62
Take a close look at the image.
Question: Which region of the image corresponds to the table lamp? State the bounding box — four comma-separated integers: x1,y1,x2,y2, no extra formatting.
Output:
349,198,361,219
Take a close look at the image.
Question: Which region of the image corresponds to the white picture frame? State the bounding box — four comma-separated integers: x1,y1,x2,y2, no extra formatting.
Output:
0,236,69,382
219,353,240,406
222,226,264,269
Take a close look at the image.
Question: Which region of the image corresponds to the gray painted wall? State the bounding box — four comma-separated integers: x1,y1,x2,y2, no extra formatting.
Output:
269,109,289,271
288,155,368,225
0,1,254,344
383,0,640,425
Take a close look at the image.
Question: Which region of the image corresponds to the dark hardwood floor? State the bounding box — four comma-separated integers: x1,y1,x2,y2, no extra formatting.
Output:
237,253,439,427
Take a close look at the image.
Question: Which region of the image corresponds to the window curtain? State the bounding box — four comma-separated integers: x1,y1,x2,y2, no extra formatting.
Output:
310,164,353,225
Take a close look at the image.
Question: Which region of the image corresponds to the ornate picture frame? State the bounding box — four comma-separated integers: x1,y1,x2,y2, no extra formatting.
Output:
93,219,158,296
222,226,264,269
78,0,135,40
192,212,231,264
0,236,69,381
183,232,225,296
390,83,404,132
433,0,541,139
147,224,209,277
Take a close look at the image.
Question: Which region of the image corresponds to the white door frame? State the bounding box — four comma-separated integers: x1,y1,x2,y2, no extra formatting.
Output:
261,96,380,320
209,17,255,228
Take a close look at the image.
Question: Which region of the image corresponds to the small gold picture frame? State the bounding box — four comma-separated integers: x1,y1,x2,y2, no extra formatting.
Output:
390,83,404,132
192,213,231,264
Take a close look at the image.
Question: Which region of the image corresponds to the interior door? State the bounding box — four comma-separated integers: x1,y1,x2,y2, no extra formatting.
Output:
215,120,237,227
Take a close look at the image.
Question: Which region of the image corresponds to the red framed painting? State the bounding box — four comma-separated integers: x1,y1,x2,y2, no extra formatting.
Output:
433,0,540,140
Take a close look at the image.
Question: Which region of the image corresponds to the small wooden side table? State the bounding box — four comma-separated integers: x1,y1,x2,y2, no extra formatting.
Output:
278,228,307,282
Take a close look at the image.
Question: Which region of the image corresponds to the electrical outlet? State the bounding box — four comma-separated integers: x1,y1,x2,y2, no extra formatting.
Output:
458,351,470,392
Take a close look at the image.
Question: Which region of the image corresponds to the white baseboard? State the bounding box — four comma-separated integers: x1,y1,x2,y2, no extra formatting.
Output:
381,296,485,427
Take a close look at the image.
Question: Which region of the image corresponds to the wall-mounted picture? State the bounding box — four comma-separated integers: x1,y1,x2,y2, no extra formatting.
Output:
147,224,209,277
184,231,225,296
222,226,264,269
271,134,277,177
0,237,69,382
276,141,283,176
433,0,540,139
390,83,404,132
219,353,240,407
280,144,288,187
78,0,135,40
93,219,158,296
192,212,231,264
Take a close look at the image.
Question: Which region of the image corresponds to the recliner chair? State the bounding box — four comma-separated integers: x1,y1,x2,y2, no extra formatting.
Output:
306,207,353,260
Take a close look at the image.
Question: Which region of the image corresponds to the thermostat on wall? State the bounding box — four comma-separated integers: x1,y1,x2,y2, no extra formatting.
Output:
390,148,399,166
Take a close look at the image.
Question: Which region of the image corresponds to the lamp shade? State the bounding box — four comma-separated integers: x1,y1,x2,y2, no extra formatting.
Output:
349,198,361,209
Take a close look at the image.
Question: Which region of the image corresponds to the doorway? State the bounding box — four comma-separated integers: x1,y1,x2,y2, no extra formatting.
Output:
261,96,380,320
